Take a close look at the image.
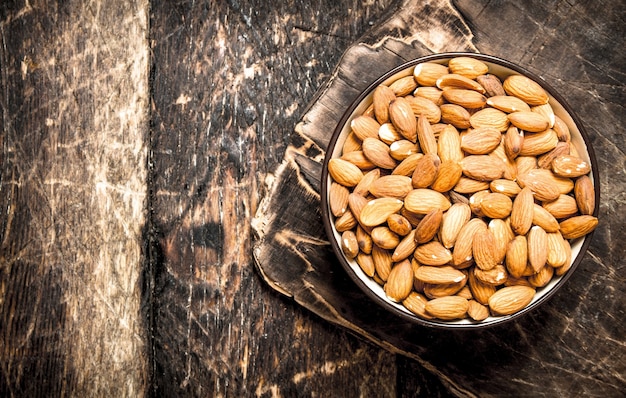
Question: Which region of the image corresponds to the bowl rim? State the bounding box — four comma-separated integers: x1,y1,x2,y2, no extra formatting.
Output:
320,52,600,330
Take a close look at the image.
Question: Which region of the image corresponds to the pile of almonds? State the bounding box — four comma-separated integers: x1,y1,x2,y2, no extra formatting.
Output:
327,56,598,322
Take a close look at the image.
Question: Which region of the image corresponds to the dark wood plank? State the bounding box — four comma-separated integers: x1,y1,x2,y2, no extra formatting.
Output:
0,0,150,396
253,0,626,396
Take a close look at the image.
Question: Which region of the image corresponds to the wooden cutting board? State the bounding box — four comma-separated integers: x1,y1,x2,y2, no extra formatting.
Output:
252,0,625,395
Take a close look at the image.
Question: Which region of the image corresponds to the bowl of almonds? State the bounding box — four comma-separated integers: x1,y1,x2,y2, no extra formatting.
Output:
321,52,599,329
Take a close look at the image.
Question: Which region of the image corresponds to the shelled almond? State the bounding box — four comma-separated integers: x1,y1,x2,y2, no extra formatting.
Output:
327,56,598,322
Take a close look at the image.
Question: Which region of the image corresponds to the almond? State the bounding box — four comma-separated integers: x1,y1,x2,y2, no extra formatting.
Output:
414,62,449,86
503,126,524,159
528,263,554,288
355,252,375,277
436,73,486,93
372,244,393,282
477,74,506,97
405,95,441,124
372,85,396,124
402,291,434,319
437,124,464,163
467,300,490,321
532,203,560,232
404,188,451,214
389,97,418,142
531,103,555,128
411,153,440,188
559,215,598,240
488,218,513,264
356,225,373,254
468,270,496,305
553,115,571,142
537,141,570,169
362,137,397,169
392,229,418,262
488,285,536,315
328,158,363,187
519,128,558,156
461,127,502,154
546,231,569,268
515,155,538,176
506,235,528,278
440,103,471,129
378,122,403,144
384,259,414,302
340,150,376,170
442,88,487,109
424,280,467,299
440,203,472,248
469,190,490,217
329,182,350,217
389,75,418,97
414,86,444,105
527,226,548,273
387,214,412,236
431,160,463,192
454,177,490,194
371,226,400,250
486,95,531,113
555,239,573,276
448,56,489,80
424,296,469,320
508,111,550,133
473,228,498,271
551,155,591,178
341,230,360,259
369,175,413,199
517,169,561,202
469,108,510,132
502,75,549,106
489,178,522,197
392,153,424,177
452,218,488,268
479,192,513,219
389,140,419,161
350,115,381,140
542,194,579,219
416,114,439,156
414,265,467,285
348,193,369,225
574,175,595,215
414,208,443,244
353,168,380,196
334,210,357,232
414,241,453,266
510,187,534,235
474,264,508,286
460,155,505,181
359,197,404,227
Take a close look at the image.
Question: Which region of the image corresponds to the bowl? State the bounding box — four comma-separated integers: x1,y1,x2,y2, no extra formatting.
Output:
321,52,599,329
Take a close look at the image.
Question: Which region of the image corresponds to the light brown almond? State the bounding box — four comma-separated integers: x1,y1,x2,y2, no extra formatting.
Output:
431,160,463,192
519,128,559,156
460,155,505,181
574,175,595,215
553,115,571,142
546,231,569,268
414,241,453,266
436,73,486,93
424,279,468,299
537,141,570,169
416,114,439,156
414,265,467,285
532,203,560,232
559,215,598,240
405,95,442,124
452,218,488,268
414,208,443,244
369,175,413,199
440,203,472,248
454,177,490,194
510,187,534,235
477,74,506,97
371,226,400,250
508,111,550,133
403,292,434,319
468,190,490,217
542,194,579,219
334,210,357,232
389,97,418,142
461,127,502,154
414,86,445,105
372,85,396,124
488,218,513,264
528,263,554,288
502,75,549,105
474,264,508,286
362,137,397,169
350,115,381,141
329,182,350,217
411,153,440,188
488,285,536,315
348,193,369,225
470,108,510,132
387,214,412,236
489,178,522,197
504,126,524,160
392,153,424,177
486,95,531,113
531,103,555,128
359,197,404,227
424,296,469,320
352,168,380,197
448,56,489,79
355,252,375,277
392,229,418,262
389,140,419,161
468,270,497,305
551,155,591,178
372,245,392,282
555,239,573,276
442,88,487,109
515,155,538,176
341,230,359,259
404,189,451,214
328,158,363,187
440,103,471,129
505,235,528,278
389,75,418,97
527,225,548,273
384,259,414,302
480,192,513,219
467,300,490,321
340,150,376,170
473,228,499,271
356,225,373,254
378,122,403,144
517,168,561,202
414,62,449,86
437,124,464,163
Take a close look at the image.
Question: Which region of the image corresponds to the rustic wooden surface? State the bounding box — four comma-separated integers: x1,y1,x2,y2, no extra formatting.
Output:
0,0,624,397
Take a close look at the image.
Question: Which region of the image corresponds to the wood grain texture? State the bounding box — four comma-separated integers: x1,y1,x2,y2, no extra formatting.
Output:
0,0,149,396
253,0,626,396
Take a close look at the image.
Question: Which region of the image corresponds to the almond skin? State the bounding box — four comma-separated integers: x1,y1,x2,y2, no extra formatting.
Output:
362,137,397,170
510,187,534,235
469,108,510,132
384,259,414,302
488,285,536,315
477,74,506,97
559,215,599,240
351,115,381,141
574,175,596,215
414,241,453,266
411,153,440,188
369,175,413,199
424,296,469,320
473,228,499,271
441,103,471,129
359,197,404,227
479,192,513,219
372,85,396,124
461,127,502,154
486,95,531,113
506,235,528,278
440,203,472,248
414,208,443,244
442,88,487,109
328,158,363,187
389,97,418,142
414,265,467,285
404,189,451,215
402,292,434,319
503,75,549,106
448,56,489,80
431,160,463,192
508,111,550,133
414,62,449,86
551,155,591,178
460,155,505,181
329,182,350,217
527,225,548,273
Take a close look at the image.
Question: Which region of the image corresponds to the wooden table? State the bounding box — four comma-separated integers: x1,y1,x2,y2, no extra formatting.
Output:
1,0,624,396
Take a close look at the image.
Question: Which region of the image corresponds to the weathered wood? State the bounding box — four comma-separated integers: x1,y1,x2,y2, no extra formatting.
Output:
0,0,149,396
253,0,626,396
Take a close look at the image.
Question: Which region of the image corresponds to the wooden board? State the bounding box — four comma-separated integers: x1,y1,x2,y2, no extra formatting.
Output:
252,0,626,395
